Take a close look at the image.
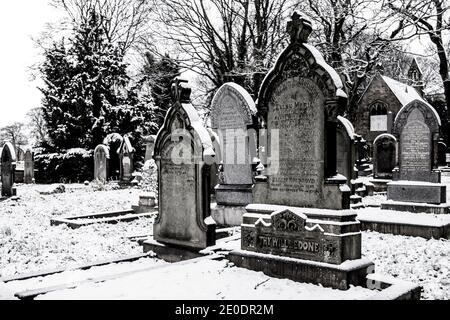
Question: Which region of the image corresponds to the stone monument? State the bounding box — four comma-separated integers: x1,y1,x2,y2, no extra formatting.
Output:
370,134,397,191
143,135,157,162
94,144,110,182
336,116,356,187
228,13,373,290
117,136,135,182
210,83,258,226
145,78,216,256
24,148,34,184
1,142,17,197
382,99,449,213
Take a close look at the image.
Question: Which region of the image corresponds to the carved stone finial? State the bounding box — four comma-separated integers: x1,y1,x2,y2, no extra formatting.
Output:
171,77,192,103
287,12,313,44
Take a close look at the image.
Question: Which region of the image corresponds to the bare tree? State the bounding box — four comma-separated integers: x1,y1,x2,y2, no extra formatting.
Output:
0,123,28,150
387,0,450,117
149,0,295,100
27,107,48,146
49,0,154,54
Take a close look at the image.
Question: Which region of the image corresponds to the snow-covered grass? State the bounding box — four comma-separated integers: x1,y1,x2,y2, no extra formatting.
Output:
362,231,449,300
0,183,152,278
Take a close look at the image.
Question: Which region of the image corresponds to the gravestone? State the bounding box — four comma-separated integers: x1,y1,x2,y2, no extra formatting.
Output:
1,142,17,197
253,12,350,210
149,78,216,252
117,136,135,181
143,135,157,162
24,148,34,184
211,82,257,206
437,141,447,166
94,144,110,182
229,13,373,290
373,134,397,179
207,128,221,194
382,99,448,213
336,116,356,186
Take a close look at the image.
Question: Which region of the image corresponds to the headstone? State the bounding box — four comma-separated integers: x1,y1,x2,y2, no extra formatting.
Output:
229,13,373,291
437,141,447,166
94,144,110,182
24,148,34,184
336,116,356,186
373,134,397,179
207,128,221,193
143,135,157,162
151,78,216,250
253,12,350,210
383,99,448,212
1,142,17,197
117,136,135,181
211,83,257,206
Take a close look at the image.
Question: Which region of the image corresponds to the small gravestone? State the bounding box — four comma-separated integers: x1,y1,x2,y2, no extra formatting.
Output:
211,83,257,206
1,142,17,197
336,116,356,186
373,134,397,179
94,144,110,182
207,128,221,194
147,78,216,254
437,141,447,166
229,13,373,291
143,135,157,162
117,136,135,182
24,148,34,184
382,99,448,213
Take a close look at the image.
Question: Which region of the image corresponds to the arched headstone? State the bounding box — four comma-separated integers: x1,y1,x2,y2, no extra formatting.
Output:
336,116,356,186
94,144,110,182
438,141,447,166
117,136,135,181
211,82,257,205
24,148,34,184
373,134,397,179
1,142,17,197
152,78,216,250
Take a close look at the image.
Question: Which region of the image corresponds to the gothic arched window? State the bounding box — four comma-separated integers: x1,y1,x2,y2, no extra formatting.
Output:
370,101,388,131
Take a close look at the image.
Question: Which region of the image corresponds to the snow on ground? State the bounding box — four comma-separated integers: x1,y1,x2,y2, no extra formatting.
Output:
0,183,152,278
36,259,375,300
362,231,450,300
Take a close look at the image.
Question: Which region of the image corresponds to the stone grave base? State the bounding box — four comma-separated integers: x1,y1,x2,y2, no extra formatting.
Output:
381,200,450,214
370,179,391,192
387,181,446,204
228,249,374,290
131,192,157,213
211,203,246,226
143,239,205,263
215,184,253,206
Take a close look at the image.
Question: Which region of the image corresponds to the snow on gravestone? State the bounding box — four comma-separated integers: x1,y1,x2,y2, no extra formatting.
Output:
385,99,446,206
336,116,356,186
1,142,16,197
94,144,109,182
254,12,349,209
153,78,216,250
24,148,34,184
117,136,134,181
373,134,397,180
210,82,257,205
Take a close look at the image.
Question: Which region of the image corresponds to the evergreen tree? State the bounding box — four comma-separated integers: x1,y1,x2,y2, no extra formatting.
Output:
141,52,180,133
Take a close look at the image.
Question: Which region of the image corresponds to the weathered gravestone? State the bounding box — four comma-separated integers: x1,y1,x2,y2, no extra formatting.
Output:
437,141,447,167
24,148,34,184
207,128,221,194
336,116,356,186
1,142,17,197
117,136,135,181
382,99,449,213
143,135,157,162
94,144,110,182
211,83,257,206
147,78,216,254
373,134,397,180
229,13,373,290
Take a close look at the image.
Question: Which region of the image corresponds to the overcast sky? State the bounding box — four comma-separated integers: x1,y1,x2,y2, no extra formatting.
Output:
0,0,60,127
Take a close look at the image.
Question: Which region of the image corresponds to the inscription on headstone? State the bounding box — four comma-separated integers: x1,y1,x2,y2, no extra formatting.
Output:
267,77,324,206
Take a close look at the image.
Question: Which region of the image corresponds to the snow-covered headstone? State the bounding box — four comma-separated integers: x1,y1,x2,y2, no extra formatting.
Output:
373,134,397,180
151,78,216,250
117,136,135,182
1,142,16,197
94,144,110,182
336,116,356,187
24,148,34,184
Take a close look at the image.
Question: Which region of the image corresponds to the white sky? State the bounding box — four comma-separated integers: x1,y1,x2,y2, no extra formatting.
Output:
0,0,60,127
